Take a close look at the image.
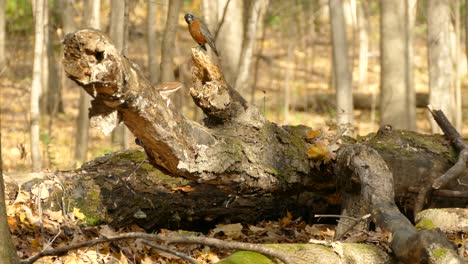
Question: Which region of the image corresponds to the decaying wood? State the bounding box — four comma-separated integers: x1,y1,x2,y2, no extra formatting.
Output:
428,105,468,190
335,144,462,264
60,29,468,263
412,106,468,215
62,29,317,194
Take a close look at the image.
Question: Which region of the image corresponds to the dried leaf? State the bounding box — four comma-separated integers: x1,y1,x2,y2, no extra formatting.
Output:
171,186,195,193
120,252,129,264
306,129,322,140
307,140,332,162
279,211,292,227
73,207,85,220
212,223,243,239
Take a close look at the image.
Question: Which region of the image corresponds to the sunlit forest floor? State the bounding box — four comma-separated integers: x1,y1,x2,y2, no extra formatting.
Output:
1,22,468,174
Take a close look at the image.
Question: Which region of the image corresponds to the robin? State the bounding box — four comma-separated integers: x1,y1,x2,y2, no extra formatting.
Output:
184,13,219,56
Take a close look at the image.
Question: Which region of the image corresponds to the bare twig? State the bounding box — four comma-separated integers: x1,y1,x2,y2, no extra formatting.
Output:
214,0,232,42
21,232,293,264
332,214,371,240
427,105,468,190
314,214,367,222
141,240,197,264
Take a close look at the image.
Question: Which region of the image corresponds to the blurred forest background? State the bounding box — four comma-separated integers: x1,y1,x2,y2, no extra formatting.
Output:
0,0,467,173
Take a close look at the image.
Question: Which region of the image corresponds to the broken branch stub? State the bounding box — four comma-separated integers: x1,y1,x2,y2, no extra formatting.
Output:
62,29,316,193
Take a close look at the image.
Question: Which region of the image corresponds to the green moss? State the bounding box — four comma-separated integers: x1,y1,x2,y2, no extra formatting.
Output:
364,130,457,162
432,248,449,259
415,218,436,230
111,150,146,163
85,217,102,226
217,251,273,264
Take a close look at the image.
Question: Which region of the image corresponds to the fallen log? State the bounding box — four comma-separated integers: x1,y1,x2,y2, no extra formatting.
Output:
58,29,467,263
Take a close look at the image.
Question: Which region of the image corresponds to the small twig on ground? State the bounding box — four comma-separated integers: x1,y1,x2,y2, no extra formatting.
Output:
141,240,197,264
314,214,364,222
21,232,293,264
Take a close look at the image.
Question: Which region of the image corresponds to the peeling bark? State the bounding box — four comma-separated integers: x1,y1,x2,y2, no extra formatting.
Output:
62,29,318,194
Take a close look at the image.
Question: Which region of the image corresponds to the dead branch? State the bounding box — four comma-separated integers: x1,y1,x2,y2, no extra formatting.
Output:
335,144,462,264
141,240,197,264
21,232,293,264
427,105,468,189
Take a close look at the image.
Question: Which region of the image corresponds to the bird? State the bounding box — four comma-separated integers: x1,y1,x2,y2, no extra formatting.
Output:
155,81,184,107
184,13,219,56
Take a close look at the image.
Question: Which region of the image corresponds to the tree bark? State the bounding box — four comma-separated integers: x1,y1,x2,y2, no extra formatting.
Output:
335,144,462,264
427,0,455,133
203,0,243,84
0,0,5,68
61,30,467,263
234,0,266,96
404,0,417,131
30,0,45,172
380,0,414,130
329,0,354,136
0,132,20,263
454,0,462,132
147,0,159,84
357,1,368,91
109,0,130,149
75,0,100,164
160,0,181,83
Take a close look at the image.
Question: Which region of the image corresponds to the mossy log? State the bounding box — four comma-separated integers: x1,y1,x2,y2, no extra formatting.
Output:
56,29,468,263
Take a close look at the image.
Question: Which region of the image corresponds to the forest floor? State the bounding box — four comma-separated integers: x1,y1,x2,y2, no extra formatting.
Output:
1,12,468,263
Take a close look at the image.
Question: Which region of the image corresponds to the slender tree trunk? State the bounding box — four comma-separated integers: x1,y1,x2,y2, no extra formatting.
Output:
405,0,417,131
160,0,182,83
46,2,61,118
0,0,5,68
40,0,49,115
0,131,20,263
427,0,455,133
109,0,130,149
75,0,100,163
147,0,158,84
250,4,269,105
357,1,368,91
454,0,462,132
234,0,267,97
380,0,413,130
329,0,354,136
203,0,243,84
31,0,45,172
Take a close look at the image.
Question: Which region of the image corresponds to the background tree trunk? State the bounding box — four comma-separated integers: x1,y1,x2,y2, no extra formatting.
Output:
45,1,62,117
404,0,417,131
0,131,20,263
109,0,130,149
30,0,45,172
427,0,455,134
203,0,243,85
160,0,181,83
380,0,413,130
234,0,267,97
454,0,462,132
357,1,368,91
147,0,159,84
329,0,354,136
75,0,100,164
0,0,5,68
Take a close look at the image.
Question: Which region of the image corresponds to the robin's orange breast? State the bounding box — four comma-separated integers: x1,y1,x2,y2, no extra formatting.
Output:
189,20,207,45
